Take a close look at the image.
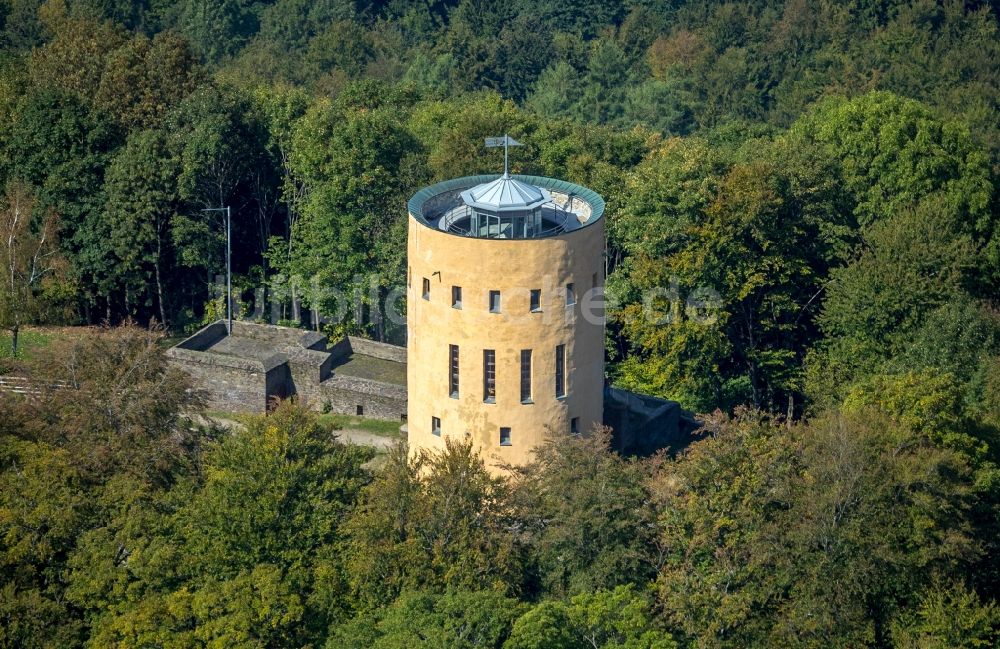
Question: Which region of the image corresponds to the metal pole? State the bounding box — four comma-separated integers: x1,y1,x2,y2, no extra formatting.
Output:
227,205,232,335
503,133,508,176
200,206,234,334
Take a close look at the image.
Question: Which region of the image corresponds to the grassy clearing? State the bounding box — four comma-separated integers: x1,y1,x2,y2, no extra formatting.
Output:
203,409,404,439
203,410,252,425
0,329,55,361
315,413,405,438
0,326,183,361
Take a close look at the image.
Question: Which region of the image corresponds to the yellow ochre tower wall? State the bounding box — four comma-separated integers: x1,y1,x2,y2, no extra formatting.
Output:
406,174,605,471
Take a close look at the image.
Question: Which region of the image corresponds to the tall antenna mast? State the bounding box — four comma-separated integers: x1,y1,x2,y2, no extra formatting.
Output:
484,134,523,177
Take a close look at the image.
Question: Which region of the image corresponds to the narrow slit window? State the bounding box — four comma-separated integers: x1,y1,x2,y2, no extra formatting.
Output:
500,427,512,446
483,349,496,402
565,283,576,306
449,344,459,398
452,286,462,309
555,344,566,398
489,290,501,313
530,289,541,312
520,349,532,403
432,416,441,436
422,277,430,300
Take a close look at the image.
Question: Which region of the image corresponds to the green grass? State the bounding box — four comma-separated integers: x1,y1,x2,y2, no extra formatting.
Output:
203,410,253,425
315,413,405,438
158,334,188,349
203,410,404,439
0,329,55,360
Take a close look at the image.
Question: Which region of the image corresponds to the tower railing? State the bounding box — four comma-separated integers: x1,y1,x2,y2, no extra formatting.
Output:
440,203,575,239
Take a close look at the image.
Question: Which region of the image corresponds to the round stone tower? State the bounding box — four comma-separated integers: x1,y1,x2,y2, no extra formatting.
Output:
406,170,605,470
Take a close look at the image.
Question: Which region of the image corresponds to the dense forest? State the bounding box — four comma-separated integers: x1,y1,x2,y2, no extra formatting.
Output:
1,0,1000,646
3,327,1000,647
1,0,999,414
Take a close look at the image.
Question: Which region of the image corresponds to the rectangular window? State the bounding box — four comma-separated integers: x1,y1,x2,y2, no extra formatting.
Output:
555,344,566,398
489,290,501,313
566,283,576,305
422,277,430,300
432,416,441,436
452,285,462,309
571,417,580,435
500,427,512,446
520,349,532,402
483,349,496,402
449,344,459,398
356,404,364,416
530,289,541,312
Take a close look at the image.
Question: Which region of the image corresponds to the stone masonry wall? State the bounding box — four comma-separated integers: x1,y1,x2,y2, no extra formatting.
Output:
317,374,408,421
327,336,353,362
167,347,274,412
169,321,408,418
231,320,326,350
175,322,227,351
345,336,407,363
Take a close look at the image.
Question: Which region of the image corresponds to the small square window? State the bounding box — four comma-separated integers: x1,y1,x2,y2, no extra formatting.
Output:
565,283,576,306
422,278,430,300
570,417,580,435
432,416,441,436
489,290,501,313
530,289,541,312
500,427,512,446
452,286,462,309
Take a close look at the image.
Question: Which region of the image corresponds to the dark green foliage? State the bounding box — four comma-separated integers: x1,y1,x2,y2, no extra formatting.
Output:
2,1,1000,646
330,590,527,648
178,0,258,63
654,410,982,647
342,439,525,611
611,128,853,412
276,80,423,335
890,580,1000,649
0,325,203,648
505,585,677,649
68,398,373,647
3,323,1000,647
786,92,993,234
513,427,659,598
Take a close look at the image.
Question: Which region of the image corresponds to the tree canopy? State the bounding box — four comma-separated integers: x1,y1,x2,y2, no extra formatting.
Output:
2,0,1000,645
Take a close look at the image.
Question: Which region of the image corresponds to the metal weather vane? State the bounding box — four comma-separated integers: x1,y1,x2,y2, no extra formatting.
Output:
484,134,522,177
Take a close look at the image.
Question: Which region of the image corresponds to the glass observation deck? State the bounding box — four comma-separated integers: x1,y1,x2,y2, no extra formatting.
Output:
438,203,574,238
408,174,604,240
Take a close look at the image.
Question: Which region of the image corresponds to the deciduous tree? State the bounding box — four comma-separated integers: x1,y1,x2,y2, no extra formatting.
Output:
0,182,69,356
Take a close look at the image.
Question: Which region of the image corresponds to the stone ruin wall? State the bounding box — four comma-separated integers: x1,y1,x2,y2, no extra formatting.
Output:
167,322,408,420
167,346,283,413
